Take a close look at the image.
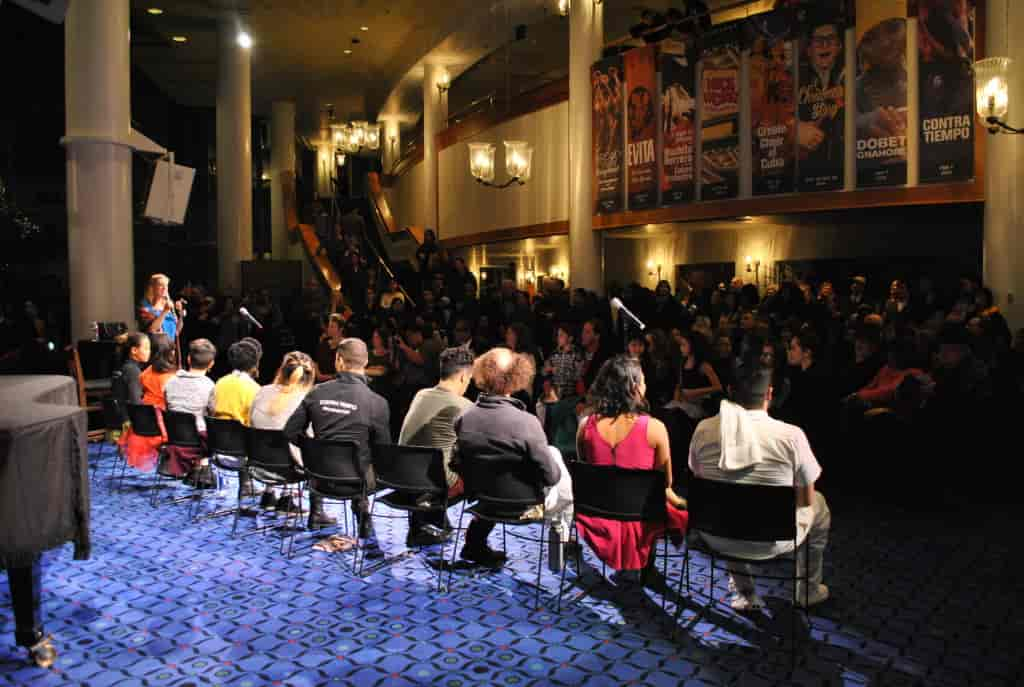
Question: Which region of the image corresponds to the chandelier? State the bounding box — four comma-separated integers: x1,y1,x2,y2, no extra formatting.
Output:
331,120,381,165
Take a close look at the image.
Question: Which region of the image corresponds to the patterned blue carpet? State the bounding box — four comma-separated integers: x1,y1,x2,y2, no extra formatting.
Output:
1,442,1021,686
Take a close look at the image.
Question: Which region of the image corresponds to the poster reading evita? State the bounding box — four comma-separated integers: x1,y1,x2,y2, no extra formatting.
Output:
700,24,741,200
660,41,697,205
748,12,796,196
624,46,659,210
918,0,975,183
593,55,625,214
796,2,847,192
855,0,908,188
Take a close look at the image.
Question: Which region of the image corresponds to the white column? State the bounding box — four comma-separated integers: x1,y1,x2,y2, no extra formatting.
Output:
316,108,333,199
984,0,1024,327
270,100,296,260
423,64,448,234
216,20,253,293
64,0,134,342
568,0,604,292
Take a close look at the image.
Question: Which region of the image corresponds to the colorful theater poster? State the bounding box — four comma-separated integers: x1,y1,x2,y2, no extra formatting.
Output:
855,0,908,188
624,45,659,210
796,2,847,191
592,55,625,214
748,12,796,196
918,0,975,183
700,23,741,200
660,45,697,205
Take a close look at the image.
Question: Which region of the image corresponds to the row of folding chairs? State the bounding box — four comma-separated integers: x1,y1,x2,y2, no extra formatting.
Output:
101,399,811,670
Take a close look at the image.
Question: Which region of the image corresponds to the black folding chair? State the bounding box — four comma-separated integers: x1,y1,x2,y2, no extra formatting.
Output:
559,462,681,612
300,437,374,573
447,455,549,610
101,398,126,488
151,410,204,507
680,477,807,671
197,416,254,532
246,428,308,556
123,403,163,492
371,443,461,590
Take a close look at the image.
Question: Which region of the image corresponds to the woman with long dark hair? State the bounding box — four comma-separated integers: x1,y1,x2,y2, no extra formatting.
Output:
119,333,178,471
675,330,723,418
575,355,688,573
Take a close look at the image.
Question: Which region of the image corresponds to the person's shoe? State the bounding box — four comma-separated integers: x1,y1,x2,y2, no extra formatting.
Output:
307,510,338,530
406,528,450,548
260,491,279,510
795,583,830,608
460,543,507,568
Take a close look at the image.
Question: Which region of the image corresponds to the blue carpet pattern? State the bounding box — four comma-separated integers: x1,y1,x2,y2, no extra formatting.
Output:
1,442,1022,686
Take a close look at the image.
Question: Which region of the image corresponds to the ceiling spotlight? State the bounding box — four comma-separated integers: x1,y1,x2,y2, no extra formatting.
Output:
237,31,253,49
344,49,352,55
557,0,569,17
171,35,188,43
147,7,164,15
360,26,369,31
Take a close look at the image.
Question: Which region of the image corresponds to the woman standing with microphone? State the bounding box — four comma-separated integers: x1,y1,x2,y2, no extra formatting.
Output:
139,273,185,343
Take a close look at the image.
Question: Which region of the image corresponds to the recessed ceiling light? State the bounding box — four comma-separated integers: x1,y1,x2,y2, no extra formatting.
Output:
172,35,188,43
237,31,253,49
147,7,164,15
360,26,369,31
344,49,352,54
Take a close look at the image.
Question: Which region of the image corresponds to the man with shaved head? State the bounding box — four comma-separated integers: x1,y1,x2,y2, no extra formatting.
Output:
454,348,574,568
285,338,391,535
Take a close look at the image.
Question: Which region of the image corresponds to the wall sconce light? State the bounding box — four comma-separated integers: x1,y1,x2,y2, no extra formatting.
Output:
468,140,533,188
557,0,570,17
437,69,451,95
745,255,762,285
975,57,1022,134
335,152,346,167
646,259,662,281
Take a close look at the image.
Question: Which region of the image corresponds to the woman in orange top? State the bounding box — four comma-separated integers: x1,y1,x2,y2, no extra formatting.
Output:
121,333,178,471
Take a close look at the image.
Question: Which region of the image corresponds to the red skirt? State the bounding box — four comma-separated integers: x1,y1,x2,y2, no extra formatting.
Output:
118,410,167,473
576,502,688,571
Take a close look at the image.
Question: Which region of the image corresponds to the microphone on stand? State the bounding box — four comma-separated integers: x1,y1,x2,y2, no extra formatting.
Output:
610,297,646,331
238,306,264,329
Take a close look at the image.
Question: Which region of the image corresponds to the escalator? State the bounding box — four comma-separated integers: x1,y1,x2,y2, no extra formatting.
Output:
281,170,343,310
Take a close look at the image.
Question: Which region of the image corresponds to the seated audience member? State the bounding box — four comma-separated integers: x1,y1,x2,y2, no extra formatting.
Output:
163,338,217,479
543,324,584,401
576,356,688,573
848,337,923,408
398,346,475,547
210,338,263,496
111,332,150,409
689,360,831,611
454,348,574,567
782,328,835,457
250,352,317,515
120,333,177,472
578,319,610,395
315,313,345,383
379,278,405,311
284,338,391,533
840,328,884,397
675,331,723,419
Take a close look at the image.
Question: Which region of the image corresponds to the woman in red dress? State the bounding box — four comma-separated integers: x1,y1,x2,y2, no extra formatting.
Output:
120,333,177,471
575,355,688,571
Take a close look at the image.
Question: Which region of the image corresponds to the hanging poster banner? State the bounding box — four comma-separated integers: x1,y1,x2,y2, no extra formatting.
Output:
918,0,975,183
796,3,847,191
748,12,797,196
624,45,659,210
855,0,908,188
700,23,741,200
660,42,697,205
592,55,625,214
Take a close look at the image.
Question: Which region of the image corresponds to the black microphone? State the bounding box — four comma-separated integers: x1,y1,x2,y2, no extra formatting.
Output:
238,306,263,329
610,297,646,330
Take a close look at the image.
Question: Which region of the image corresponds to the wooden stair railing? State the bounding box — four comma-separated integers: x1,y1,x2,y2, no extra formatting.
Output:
281,171,343,310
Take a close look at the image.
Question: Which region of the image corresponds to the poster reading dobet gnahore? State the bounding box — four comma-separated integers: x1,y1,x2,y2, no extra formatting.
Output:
918,0,975,183
700,23,741,200
624,45,659,210
593,55,625,214
855,0,908,188
796,3,847,192
748,12,796,196
660,43,697,205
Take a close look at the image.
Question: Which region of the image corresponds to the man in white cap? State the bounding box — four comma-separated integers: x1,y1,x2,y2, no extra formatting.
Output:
688,358,831,610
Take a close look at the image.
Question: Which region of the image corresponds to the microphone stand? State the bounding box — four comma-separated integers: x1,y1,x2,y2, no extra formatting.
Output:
616,304,646,352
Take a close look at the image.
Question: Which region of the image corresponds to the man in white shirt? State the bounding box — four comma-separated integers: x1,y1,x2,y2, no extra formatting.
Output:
689,362,831,611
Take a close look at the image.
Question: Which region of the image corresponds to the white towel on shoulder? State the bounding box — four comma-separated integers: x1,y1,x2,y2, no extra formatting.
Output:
718,399,763,471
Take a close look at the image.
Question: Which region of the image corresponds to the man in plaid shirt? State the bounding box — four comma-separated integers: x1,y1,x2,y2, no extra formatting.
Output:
543,324,584,400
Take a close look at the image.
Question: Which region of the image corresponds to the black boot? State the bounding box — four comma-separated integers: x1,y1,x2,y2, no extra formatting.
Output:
307,494,338,529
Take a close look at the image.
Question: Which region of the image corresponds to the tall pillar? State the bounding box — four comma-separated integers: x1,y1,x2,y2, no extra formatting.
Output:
316,108,332,200
568,0,604,292
423,64,447,234
64,0,134,342
983,0,1024,327
216,20,253,293
270,100,296,260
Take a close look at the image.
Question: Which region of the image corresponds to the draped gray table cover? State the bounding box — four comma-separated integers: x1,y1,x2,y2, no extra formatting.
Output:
0,376,91,568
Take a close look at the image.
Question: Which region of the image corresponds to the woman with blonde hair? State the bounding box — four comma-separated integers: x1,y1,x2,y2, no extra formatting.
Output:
139,273,184,342
249,352,326,519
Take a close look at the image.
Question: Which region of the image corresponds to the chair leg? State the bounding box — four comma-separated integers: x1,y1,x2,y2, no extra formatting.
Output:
231,472,243,538
557,516,575,613
534,520,545,611
661,537,669,612
447,503,467,591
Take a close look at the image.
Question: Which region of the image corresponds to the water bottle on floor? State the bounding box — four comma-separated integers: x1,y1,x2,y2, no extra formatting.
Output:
548,524,564,573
